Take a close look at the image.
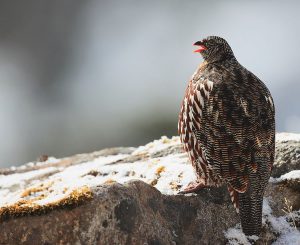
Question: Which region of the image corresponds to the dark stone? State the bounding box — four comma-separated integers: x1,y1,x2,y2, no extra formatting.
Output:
147,238,162,245
102,220,108,228
114,199,138,233
178,203,197,228
148,198,159,213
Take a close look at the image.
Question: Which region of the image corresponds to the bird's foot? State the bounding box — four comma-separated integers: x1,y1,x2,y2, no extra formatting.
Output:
178,179,208,194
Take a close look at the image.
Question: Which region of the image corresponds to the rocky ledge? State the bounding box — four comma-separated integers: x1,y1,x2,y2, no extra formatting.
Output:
0,133,299,244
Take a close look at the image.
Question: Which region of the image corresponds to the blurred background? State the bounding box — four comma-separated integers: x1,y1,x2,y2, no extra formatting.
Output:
0,0,299,167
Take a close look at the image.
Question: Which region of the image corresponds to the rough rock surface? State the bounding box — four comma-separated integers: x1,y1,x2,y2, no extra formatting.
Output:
0,133,299,245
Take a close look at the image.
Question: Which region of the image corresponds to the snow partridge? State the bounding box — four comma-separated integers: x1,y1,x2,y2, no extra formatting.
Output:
178,36,275,236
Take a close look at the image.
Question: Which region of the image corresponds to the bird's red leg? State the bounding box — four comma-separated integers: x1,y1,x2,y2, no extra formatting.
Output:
178,178,209,194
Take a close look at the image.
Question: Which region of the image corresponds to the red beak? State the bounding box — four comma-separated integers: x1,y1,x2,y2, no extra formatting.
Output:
193,41,207,53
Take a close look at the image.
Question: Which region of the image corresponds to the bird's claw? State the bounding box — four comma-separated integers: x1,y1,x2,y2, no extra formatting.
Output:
178,180,207,194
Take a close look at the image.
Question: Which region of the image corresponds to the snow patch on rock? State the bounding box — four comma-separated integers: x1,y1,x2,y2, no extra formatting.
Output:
0,136,196,208
276,132,300,142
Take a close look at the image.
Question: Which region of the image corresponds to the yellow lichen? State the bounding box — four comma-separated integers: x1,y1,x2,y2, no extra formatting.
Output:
21,181,53,197
104,179,116,185
21,187,45,198
155,166,165,175
169,181,182,191
0,186,93,221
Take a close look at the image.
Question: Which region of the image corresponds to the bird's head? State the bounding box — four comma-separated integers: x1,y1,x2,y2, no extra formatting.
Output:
193,36,235,63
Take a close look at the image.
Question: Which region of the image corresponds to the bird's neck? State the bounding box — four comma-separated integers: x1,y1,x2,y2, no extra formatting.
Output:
205,55,237,65
198,57,239,74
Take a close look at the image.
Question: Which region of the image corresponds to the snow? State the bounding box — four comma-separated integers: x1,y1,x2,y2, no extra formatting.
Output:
273,230,300,245
269,170,300,184
277,170,300,182
263,199,300,245
0,136,196,207
132,135,180,155
224,226,253,245
0,167,58,189
276,132,300,142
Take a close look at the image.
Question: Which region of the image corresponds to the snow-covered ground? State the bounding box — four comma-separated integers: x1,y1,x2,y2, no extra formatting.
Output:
0,136,196,208
0,133,299,244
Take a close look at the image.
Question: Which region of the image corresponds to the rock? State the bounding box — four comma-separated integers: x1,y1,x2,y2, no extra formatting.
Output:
0,133,299,244
273,140,300,178
0,181,239,245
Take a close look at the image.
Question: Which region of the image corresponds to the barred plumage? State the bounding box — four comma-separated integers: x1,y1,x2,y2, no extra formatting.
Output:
178,36,275,236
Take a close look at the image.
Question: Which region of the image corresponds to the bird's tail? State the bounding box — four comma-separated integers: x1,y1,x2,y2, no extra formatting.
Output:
238,190,264,236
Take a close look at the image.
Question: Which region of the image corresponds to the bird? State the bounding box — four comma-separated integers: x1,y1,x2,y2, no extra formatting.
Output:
178,36,275,236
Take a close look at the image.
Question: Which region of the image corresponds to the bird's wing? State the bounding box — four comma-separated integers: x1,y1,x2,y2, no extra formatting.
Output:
193,76,275,193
